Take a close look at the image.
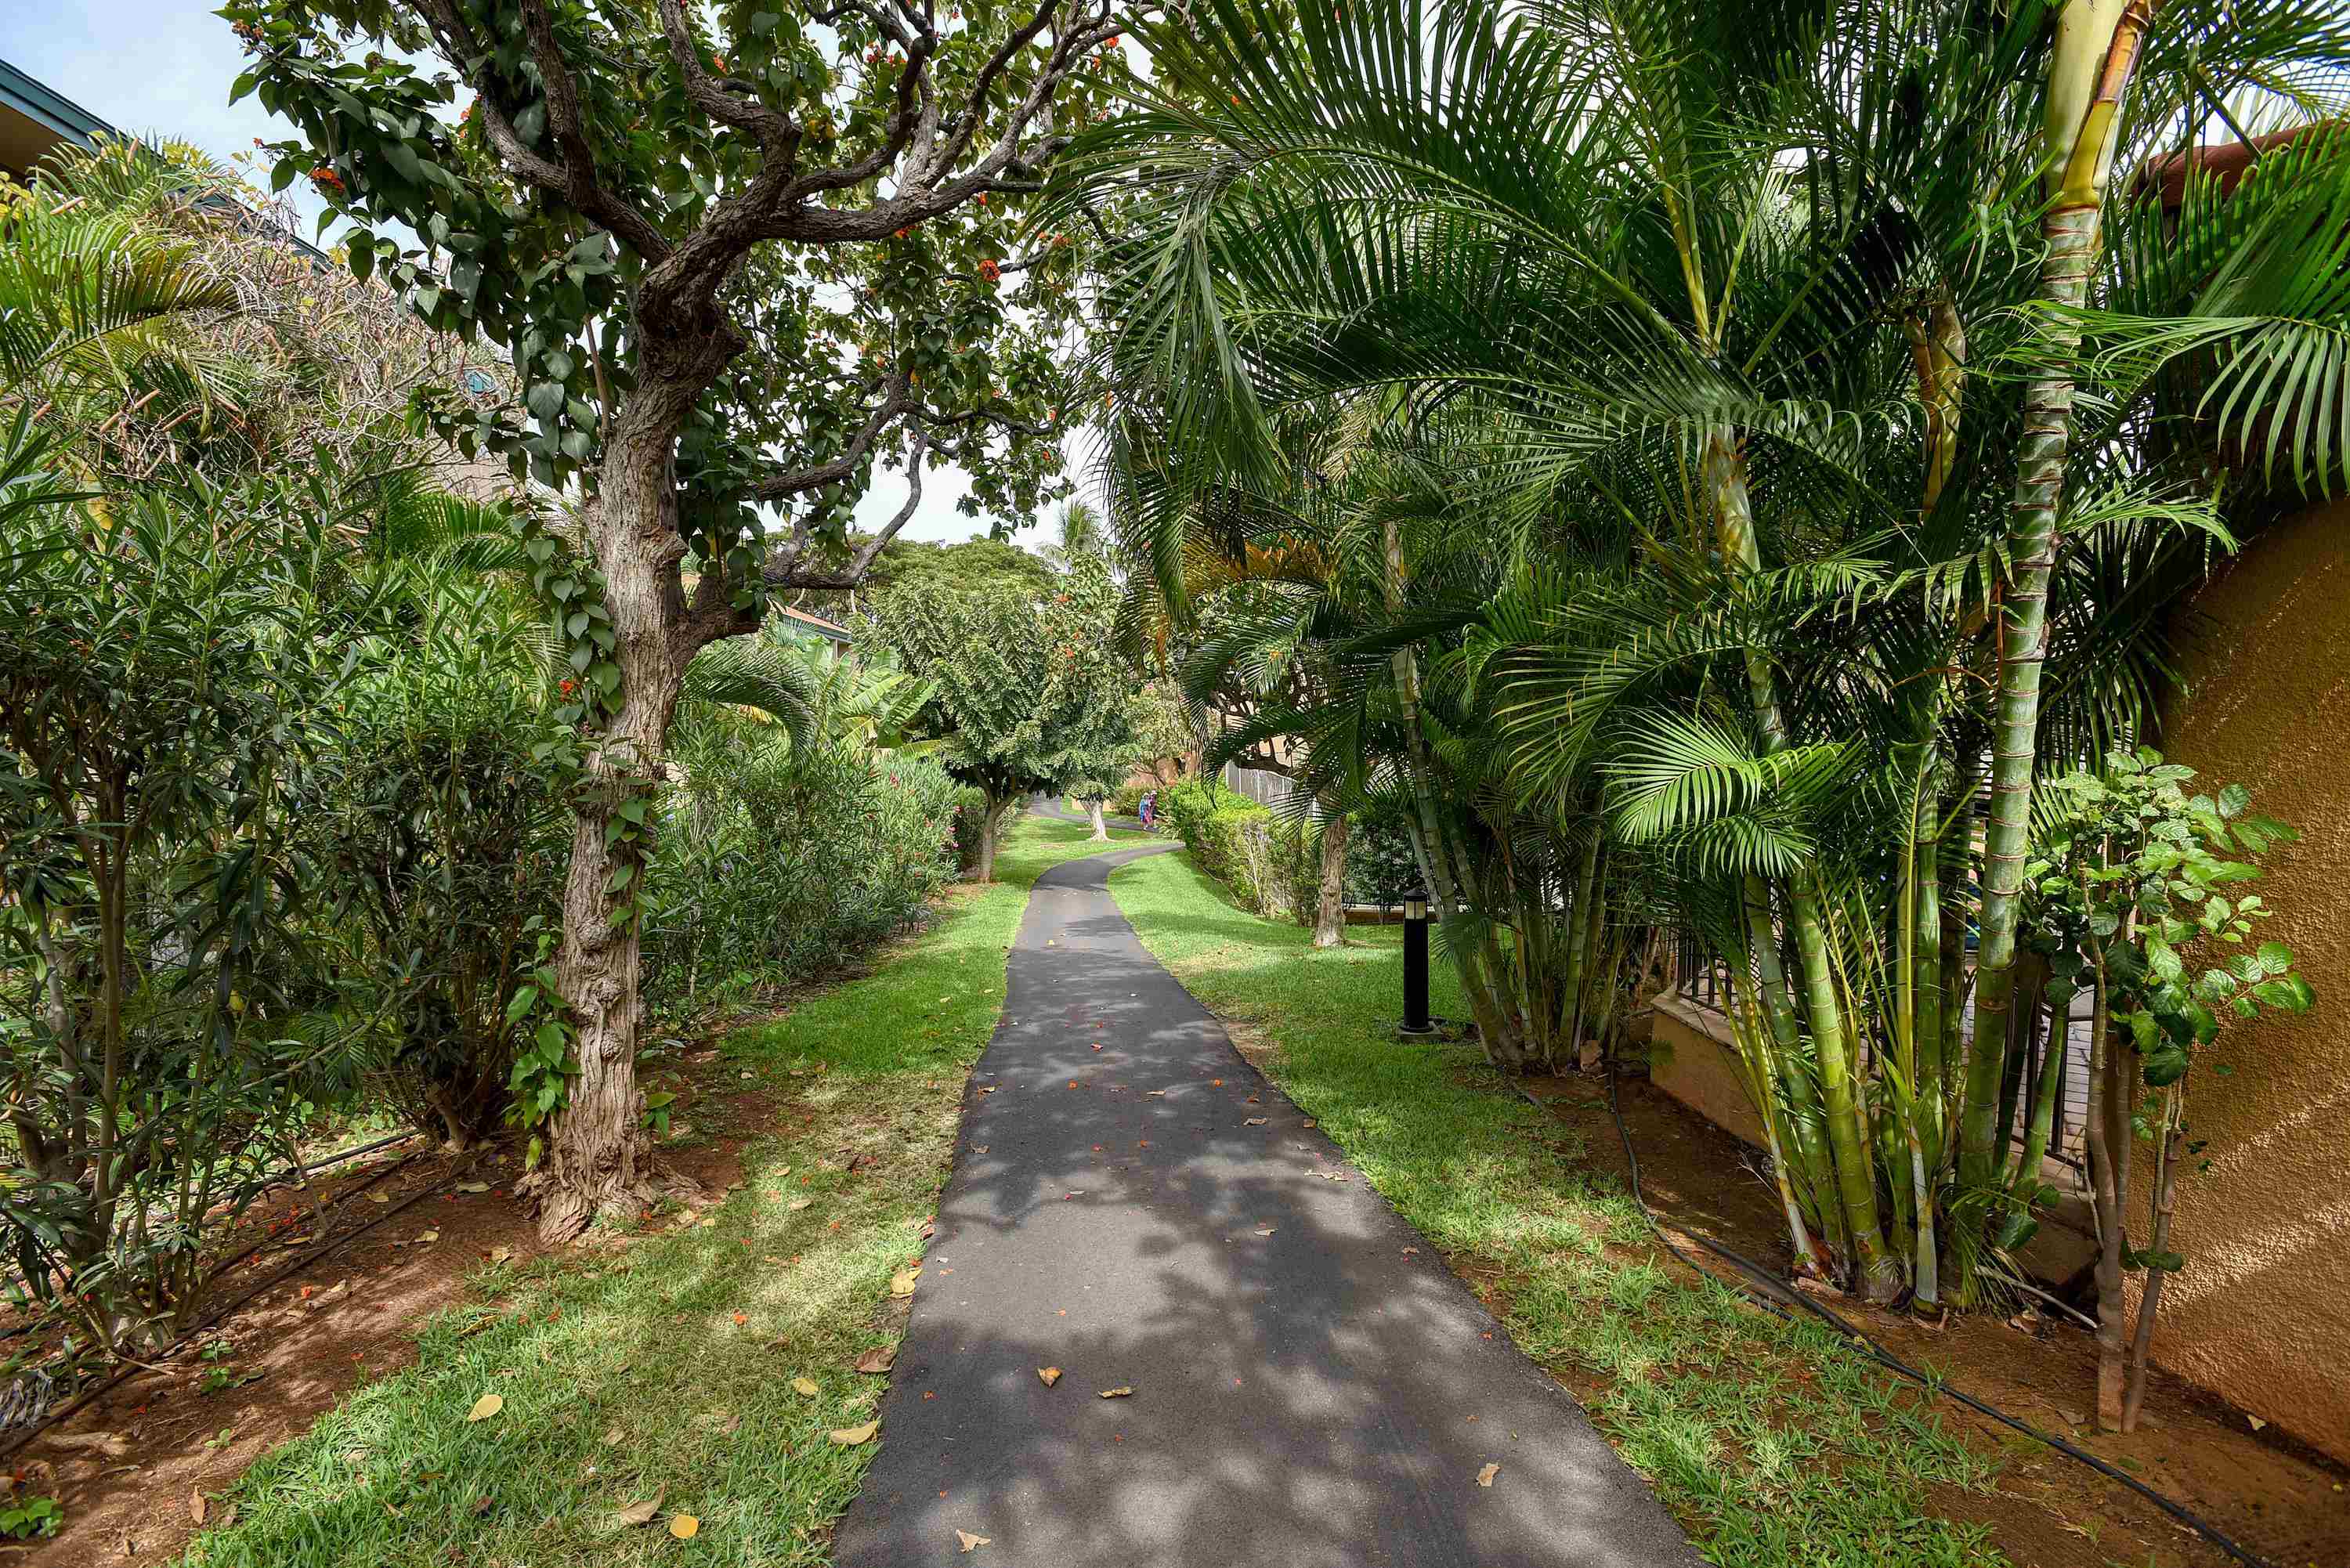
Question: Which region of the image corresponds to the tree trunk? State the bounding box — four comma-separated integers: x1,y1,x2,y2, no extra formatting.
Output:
1087,800,1108,841
2124,1096,2185,1430
2084,966,2132,1431
528,454,696,1243
974,790,1012,883
1313,802,1348,948
1965,0,2153,1190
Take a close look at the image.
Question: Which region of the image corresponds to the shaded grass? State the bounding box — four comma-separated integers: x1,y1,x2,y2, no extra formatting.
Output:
182,815,1127,1567
1109,849,2008,1568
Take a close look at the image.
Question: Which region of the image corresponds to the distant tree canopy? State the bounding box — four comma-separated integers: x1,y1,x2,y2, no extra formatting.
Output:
866,563,1143,879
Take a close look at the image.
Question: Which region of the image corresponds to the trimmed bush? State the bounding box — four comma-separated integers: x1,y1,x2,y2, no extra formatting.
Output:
644,733,968,1012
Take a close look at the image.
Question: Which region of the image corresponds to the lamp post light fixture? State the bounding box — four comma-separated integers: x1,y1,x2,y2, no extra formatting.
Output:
1400,888,1435,1037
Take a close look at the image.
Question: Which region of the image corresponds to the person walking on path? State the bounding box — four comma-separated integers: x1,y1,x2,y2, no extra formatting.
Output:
1137,789,1156,829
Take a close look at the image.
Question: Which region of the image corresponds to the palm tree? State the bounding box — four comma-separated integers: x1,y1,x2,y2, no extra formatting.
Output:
1055,0,2350,1313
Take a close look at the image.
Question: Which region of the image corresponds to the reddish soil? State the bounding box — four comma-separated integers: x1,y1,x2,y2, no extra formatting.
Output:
5,1057,773,1566
1523,1072,2350,1568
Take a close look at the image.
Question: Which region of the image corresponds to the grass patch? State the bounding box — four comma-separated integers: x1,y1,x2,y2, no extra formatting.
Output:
1109,848,2008,1568
184,815,1127,1567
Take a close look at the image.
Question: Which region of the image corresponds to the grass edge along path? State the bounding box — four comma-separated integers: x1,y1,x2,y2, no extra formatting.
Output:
179,815,1132,1567
1108,848,2011,1568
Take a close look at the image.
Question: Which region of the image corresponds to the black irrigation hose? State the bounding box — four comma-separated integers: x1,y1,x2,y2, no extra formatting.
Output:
0,1147,489,1462
1583,1065,2272,1568
0,1131,422,1347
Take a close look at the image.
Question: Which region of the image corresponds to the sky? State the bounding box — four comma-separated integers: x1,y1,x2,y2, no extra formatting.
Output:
0,1,1051,547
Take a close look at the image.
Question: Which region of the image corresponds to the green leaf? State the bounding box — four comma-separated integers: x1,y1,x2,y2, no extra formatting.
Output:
2217,782,2250,818
504,985,540,1023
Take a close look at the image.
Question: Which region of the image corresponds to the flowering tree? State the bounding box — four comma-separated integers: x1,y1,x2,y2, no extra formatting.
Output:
225,0,1130,1238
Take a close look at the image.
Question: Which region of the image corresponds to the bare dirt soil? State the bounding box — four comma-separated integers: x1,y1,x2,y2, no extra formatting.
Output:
6,1061,772,1566
1524,1072,2350,1568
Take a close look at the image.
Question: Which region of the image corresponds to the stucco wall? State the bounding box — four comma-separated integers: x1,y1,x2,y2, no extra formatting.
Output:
2149,498,2350,1462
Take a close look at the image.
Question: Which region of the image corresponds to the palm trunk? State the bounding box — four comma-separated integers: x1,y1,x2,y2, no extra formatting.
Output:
1706,425,1899,1299
1313,800,1348,948
1965,0,2154,1190
1563,829,1602,1071
1380,513,1522,1067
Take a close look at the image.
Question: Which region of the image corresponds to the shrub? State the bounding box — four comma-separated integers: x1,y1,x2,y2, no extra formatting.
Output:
1150,781,1325,923
643,728,965,1010
309,621,569,1150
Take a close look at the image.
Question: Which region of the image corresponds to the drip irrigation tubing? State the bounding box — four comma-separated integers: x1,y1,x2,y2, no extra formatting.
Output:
0,1147,490,1461
1574,1064,2272,1568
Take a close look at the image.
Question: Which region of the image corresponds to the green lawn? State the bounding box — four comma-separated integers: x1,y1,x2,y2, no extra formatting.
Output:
183,814,1133,1567
1108,849,2009,1568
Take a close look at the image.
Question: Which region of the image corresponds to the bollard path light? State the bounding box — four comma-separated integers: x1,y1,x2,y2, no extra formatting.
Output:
1399,888,1436,1037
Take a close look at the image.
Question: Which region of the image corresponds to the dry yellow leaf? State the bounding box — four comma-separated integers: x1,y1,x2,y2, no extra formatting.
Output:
1036,1367,1061,1386
889,1268,920,1298
455,1181,490,1194
669,1514,700,1538
1096,1386,1132,1399
366,1190,391,1204
487,1245,513,1264
791,1376,819,1397
828,1419,880,1445
787,1198,813,1212
189,1490,207,1524
616,1484,665,1526
418,1230,440,1244
465,1393,504,1422
956,1529,992,1552
1243,1118,1267,1126
1475,1463,1500,1488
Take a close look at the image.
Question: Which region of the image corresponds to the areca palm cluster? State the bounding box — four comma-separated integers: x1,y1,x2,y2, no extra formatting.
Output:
1056,0,2348,1333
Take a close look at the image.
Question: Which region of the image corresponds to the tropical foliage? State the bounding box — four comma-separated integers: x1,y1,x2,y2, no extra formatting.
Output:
1057,0,2341,1422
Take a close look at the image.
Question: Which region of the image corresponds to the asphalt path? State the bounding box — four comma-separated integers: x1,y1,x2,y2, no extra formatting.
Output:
830,836,1699,1567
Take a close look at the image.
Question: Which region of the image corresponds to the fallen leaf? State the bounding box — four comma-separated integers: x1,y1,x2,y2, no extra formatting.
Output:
828,1420,880,1445
367,1190,391,1205
792,1376,819,1397
1036,1367,1061,1386
1211,1078,1223,1086
470,1496,490,1517
418,1230,440,1243
1254,1228,1276,1237
1244,1118,1267,1126
669,1514,700,1538
1401,1246,1420,1256
616,1484,666,1526
487,1246,513,1264
454,1181,490,1194
189,1490,207,1524
956,1529,992,1552
1476,1463,1500,1488
890,1268,920,1298
2248,1414,2268,1432
787,1197,813,1212
465,1393,504,1422
855,1347,896,1375
604,1425,625,1445
1097,1386,1132,1399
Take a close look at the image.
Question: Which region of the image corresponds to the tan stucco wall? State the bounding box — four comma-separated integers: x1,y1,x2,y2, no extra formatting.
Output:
2150,498,2350,1463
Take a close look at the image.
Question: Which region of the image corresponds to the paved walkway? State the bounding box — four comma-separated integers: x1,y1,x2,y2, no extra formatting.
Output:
830,839,1697,1567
